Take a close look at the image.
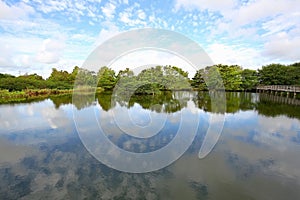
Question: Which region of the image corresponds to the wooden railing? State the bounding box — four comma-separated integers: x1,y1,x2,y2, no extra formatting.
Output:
257,85,300,93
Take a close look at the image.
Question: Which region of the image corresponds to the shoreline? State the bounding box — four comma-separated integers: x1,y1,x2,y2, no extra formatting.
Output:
0,88,103,104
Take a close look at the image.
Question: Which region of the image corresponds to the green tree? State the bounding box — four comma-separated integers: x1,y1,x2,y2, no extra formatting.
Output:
170,65,188,78
192,64,243,91
288,62,300,85
217,64,242,90
73,67,97,87
258,64,288,85
241,69,259,91
97,67,117,90
191,69,206,89
117,68,134,79
47,68,72,89
162,65,190,90
203,65,224,90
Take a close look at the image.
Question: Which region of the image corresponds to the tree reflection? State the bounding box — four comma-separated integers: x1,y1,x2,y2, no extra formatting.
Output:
49,91,300,119
97,92,114,111
195,91,300,119
110,91,188,113
50,93,96,110
256,94,300,119
195,92,256,114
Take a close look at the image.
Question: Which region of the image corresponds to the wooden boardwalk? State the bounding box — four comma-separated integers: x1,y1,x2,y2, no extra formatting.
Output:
257,85,300,98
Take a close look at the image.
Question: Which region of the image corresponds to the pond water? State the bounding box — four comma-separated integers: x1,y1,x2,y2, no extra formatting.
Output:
0,91,300,199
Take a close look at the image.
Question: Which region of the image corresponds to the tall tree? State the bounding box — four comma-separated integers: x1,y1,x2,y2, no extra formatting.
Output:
241,69,259,91
97,66,117,90
191,69,206,90
258,64,288,85
217,64,242,90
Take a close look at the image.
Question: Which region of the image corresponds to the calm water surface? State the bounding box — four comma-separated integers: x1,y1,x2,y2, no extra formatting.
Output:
0,92,300,199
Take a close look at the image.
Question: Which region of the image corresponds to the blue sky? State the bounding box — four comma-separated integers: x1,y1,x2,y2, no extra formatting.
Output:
0,0,299,77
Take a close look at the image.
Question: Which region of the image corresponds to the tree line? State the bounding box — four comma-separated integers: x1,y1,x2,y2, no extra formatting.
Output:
0,62,299,92
191,63,300,91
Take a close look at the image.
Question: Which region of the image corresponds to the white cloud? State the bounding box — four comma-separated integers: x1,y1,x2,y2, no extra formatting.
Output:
33,0,68,13
109,50,197,78
175,0,299,26
36,38,65,64
226,0,300,26
101,2,116,19
260,12,300,61
1,0,299,78
119,11,146,26
29,0,102,22
0,34,42,68
206,43,266,69
174,0,236,13
71,33,96,43
175,0,300,65
149,14,155,23
0,43,15,67
95,21,120,45
0,1,34,20
75,2,86,11
118,5,147,27
137,10,146,20
119,11,131,24
263,32,300,61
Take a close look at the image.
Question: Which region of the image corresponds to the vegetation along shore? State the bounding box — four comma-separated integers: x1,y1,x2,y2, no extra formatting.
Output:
1,62,299,104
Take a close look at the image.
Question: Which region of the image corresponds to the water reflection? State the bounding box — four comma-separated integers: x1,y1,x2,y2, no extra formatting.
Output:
47,91,300,119
0,92,300,199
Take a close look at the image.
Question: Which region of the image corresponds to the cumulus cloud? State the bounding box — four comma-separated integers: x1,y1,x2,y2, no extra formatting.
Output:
95,21,120,45
0,43,15,67
36,38,65,64
175,0,300,65
261,12,300,61
174,0,236,13
0,1,34,20
109,50,197,78
226,0,300,26
137,10,146,20
101,2,116,19
206,43,266,69
263,32,300,61
118,4,147,27
0,34,44,73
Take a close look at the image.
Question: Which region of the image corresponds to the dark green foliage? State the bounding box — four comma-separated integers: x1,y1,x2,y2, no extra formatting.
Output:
192,62,299,91
0,75,46,91
0,66,97,92
192,64,242,91
0,73,15,78
97,66,117,90
218,64,242,90
109,65,191,95
241,69,259,91
191,69,205,89
258,63,300,85
258,64,288,85
46,68,74,89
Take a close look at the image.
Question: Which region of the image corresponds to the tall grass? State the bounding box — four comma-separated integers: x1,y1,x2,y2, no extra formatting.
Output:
0,87,103,104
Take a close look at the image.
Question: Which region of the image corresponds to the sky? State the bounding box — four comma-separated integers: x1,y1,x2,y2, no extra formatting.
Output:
0,0,299,78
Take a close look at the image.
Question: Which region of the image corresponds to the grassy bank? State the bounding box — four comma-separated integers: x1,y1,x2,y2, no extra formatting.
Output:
0,87,103,104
